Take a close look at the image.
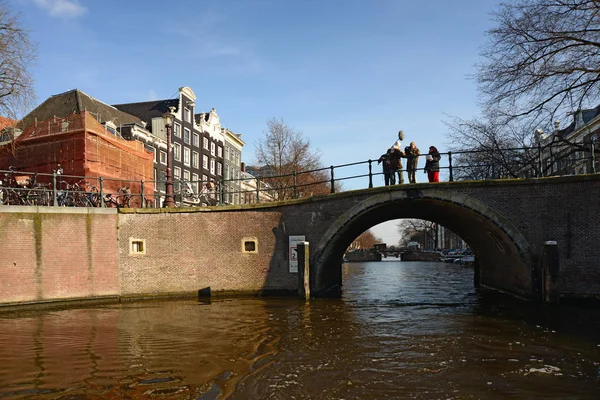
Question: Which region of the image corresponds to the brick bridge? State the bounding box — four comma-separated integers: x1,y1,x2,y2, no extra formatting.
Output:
2,174,600,307
119,173,600,303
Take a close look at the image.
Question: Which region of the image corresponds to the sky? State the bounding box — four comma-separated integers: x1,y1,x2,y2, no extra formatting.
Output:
12,0,501,244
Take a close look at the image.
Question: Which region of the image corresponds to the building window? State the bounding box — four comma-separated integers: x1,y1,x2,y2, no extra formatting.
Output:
129,238,146,255
184,147,190,166
210,159,215,174
183,169,190,182
203,155,208,169
184,128,191,144
174,143,181,161
217,162,222,176
174,167,181,179
203,137,209,149
192,151,199,168
192,173,199,193
224,145,229,160
211,142,215,156
242,238,258,254
184,108,191,122
160,150,167,165
174,123,181,138
202,174,208,184
218,146,223,158
193,133,199,147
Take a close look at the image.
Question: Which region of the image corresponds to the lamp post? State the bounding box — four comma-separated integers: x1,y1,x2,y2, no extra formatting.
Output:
162,107,176,207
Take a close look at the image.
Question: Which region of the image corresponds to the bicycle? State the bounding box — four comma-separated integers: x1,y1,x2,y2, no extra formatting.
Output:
104,187,131,208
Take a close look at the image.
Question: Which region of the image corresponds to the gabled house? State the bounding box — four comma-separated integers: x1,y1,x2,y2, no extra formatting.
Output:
113,86,240,203
536,105,600,176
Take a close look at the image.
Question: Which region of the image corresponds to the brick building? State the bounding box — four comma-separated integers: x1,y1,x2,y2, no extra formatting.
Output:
0,89,155,202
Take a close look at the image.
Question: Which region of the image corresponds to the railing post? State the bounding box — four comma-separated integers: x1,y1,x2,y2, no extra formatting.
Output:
368,159,373,188
330,165,335,194
538,142,543,177
448,151,454,182
293,170,297,199
140,179,145,208
256,177,261,203
591,141,597,174
99,177,105,207
52,170,57,207
220,176,225,205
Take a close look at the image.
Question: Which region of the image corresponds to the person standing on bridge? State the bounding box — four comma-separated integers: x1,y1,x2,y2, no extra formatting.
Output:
424,146,441,182
389,145,405,184
378,148,393,186
404,142,420,183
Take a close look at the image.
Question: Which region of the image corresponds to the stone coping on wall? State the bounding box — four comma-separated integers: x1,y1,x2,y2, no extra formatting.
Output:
0,205,117,214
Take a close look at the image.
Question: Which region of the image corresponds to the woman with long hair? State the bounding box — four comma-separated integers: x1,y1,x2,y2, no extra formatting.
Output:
424,146,441,182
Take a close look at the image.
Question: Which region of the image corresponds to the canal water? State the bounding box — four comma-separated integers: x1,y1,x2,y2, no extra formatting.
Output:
1,260,599,399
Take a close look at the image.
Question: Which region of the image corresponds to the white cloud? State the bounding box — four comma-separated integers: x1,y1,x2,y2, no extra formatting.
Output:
33,0,87,18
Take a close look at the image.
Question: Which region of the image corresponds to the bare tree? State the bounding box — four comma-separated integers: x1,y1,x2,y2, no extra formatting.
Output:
347,230,379,251
397,219,438,249
0,1,36,122
478,0,600,124
444,115,541,179
254,118,327,200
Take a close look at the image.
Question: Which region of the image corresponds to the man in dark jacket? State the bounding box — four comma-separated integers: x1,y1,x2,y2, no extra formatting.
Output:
389,146,405,184
378,149,393,186
404,142,420,183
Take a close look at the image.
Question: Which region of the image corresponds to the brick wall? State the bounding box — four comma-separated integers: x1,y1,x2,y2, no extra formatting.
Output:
117,209,296,297
0,207,119,305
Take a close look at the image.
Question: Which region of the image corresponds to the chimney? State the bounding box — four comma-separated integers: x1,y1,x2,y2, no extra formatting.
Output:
241,162,246,172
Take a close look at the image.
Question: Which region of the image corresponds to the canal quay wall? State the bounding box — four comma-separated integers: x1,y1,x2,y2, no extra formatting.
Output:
0,206,296,308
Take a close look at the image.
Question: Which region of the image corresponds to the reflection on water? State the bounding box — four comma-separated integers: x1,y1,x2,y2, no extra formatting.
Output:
0,261,599,399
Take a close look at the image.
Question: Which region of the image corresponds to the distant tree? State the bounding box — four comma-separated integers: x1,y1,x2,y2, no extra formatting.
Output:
478,0,600,124
0,2,36,122
347,230,378,251
254,118,339,200
397,219,438,249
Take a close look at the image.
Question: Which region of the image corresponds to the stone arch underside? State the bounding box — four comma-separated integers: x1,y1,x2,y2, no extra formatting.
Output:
311,189,534,298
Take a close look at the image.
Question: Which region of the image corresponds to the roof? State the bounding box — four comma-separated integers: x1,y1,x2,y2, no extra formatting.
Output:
113,99,180,133
20,89,145,131
557,103,600,137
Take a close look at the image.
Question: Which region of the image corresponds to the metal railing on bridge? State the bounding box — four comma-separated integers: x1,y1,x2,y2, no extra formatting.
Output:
0,142,597,208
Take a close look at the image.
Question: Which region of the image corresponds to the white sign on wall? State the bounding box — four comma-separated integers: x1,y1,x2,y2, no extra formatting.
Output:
289,235,305,273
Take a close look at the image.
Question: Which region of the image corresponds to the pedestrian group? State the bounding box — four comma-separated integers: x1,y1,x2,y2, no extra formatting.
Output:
377,130,440,185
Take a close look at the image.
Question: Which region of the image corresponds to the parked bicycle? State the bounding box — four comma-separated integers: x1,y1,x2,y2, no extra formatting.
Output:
104,187,131,208
1,166,51,206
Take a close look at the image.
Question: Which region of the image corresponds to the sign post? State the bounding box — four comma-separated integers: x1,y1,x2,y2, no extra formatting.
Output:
289,235,305,273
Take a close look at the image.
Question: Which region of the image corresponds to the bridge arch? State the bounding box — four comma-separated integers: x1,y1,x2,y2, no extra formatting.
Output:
311,188,535,298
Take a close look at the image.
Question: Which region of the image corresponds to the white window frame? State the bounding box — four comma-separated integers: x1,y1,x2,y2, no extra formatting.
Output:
184,108,191,122
211,142,215,156
183,169,190,182
183,147,191,166
192,173,199,193
217,162,222,176
210,159,215,174
160,150,167,165
192,151,199,168
174,143,181,161
184,128,191,144
174,166,181,179
203,137,209,149
218,146,223,158
193,132,199,147
174,123,181,138
203,155,208,169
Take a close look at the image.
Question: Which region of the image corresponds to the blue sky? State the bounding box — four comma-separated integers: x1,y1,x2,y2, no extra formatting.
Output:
14,0,501,243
